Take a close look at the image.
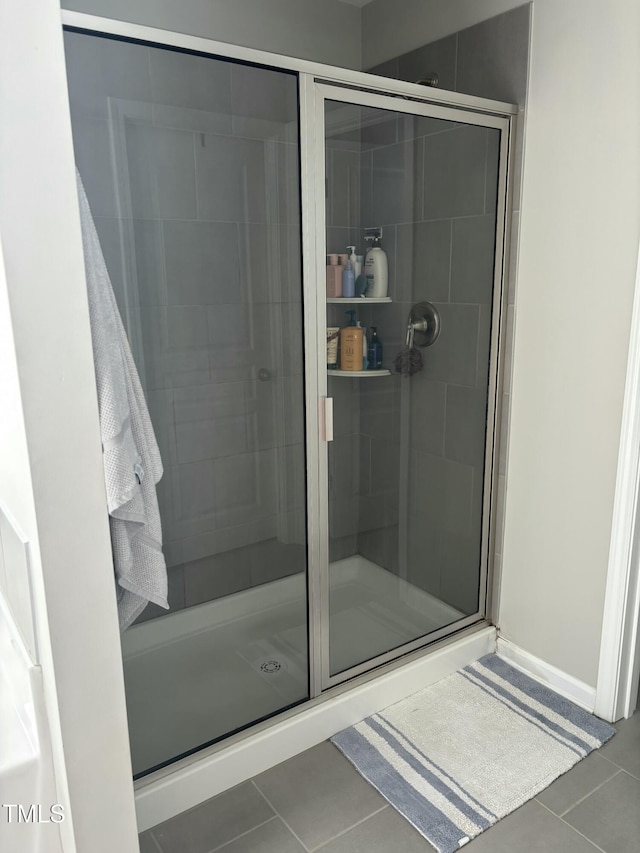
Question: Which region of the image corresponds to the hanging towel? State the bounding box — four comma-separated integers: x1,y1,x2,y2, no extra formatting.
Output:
76,169,168,630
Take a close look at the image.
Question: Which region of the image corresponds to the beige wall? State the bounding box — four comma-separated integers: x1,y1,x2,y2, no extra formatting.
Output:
62,0,361,69
0,0,140,849
364,0,640,685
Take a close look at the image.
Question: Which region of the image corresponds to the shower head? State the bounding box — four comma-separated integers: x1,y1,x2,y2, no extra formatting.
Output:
415,73,439,88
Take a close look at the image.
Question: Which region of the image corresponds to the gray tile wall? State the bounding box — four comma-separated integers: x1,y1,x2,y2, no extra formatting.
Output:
64,32,307,623
361,5,530,612
350,114,498,615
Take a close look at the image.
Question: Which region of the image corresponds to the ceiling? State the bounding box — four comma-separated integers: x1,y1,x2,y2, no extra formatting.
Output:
338,0,375,6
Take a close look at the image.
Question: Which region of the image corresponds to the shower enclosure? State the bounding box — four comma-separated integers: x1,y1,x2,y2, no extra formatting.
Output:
63,24,511,781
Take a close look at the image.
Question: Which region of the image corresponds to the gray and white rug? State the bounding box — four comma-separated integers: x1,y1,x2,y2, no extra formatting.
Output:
332,654,615,853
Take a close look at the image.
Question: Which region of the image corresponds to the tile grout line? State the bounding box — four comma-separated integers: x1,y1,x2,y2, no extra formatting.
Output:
309,804,390,852
207,814,279,853
553,767,622,818
535,799,608,853
251,780,312,853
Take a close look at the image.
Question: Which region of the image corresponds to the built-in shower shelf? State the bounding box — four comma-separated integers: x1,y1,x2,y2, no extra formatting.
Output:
329,369,391,378
327,297,392,304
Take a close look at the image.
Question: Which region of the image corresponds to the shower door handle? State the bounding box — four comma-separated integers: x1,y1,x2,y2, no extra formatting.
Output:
321,397,334,442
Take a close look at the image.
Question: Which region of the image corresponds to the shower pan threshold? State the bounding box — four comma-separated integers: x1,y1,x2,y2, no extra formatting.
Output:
122,555,462,777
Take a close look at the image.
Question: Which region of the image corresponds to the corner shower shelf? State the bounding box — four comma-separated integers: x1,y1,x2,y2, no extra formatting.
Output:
327,297,392,304
329,369,391,378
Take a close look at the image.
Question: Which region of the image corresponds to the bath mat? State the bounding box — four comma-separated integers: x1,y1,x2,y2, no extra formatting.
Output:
331,654,615,853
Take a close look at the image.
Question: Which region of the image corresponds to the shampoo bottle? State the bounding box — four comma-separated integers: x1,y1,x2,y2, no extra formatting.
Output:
347,245,361,279
364,227,388,298
340,310,363,371
342,256,355,298
326,254,342,297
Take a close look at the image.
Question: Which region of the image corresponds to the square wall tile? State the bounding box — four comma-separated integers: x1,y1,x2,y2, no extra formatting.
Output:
149,46,232,134
329,148,360,228
456,5,531,104
64,31,151,121
371,139,424,226
450,215,496,305
444,384,488,468
183,547,252,606
163,220,241,306
396,219,451,303
231,63,298,143
397,34,457,91
132,218,167,307
424,125,487,220
196,133,267,223
125,122,197,220
408,377,446,456
422,303,480,387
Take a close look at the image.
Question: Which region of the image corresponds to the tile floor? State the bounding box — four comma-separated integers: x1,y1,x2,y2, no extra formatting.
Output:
139,708,640,853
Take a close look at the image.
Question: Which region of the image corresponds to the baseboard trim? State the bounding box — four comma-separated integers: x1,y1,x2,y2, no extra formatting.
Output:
496,637,596,712
135,624,496,831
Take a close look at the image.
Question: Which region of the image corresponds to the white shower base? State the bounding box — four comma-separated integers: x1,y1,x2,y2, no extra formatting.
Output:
122,555,462,777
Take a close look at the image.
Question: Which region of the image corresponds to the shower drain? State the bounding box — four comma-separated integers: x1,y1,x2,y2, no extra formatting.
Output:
259,660,282,674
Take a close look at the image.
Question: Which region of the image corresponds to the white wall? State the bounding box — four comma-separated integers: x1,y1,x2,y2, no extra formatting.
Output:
62,0,361,69
364,0,640,686
0,1,140,850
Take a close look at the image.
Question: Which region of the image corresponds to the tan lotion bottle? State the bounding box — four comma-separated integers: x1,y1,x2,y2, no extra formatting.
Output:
340,310,363,371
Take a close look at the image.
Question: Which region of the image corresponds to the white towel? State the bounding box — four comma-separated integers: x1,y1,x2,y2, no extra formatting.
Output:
76,169,168,630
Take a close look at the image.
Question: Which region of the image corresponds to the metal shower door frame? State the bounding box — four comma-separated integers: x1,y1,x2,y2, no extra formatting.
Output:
61,3,516,708
299,76,514,693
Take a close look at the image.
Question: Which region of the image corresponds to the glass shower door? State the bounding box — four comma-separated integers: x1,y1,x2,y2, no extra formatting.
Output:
64,30,309,776
317,85,508,684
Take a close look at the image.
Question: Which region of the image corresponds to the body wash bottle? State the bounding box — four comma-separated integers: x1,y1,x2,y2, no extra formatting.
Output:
340,310,363,371
364,227,388,298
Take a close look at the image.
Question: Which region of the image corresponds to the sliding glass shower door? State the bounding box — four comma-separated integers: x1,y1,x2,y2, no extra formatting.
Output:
315,85,508,686
64,31,310,777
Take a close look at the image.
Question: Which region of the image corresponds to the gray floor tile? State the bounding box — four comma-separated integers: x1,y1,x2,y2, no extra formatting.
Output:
536,751,620,816
254,742,386,850
599,713,640,779
563,771,640,853
465,800,599,852
216,817,306,853
139,832,162,853
153,782,274,853
317,806,428,853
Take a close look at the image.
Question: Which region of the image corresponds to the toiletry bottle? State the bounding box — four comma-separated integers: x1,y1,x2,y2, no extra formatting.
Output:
327,327,340,370
367,326,383,370
348,246,361,279
364,227,388,298
326,254,342,297
342,254,355,298
340,310,363,371
358,322,368,370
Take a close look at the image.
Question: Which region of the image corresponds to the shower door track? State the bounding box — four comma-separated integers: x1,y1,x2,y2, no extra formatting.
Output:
61,4,517,793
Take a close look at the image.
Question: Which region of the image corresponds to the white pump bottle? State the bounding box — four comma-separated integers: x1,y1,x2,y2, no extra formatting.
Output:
364,227,388,298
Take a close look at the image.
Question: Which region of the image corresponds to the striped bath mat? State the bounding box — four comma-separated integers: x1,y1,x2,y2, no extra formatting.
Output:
331,654,615,852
